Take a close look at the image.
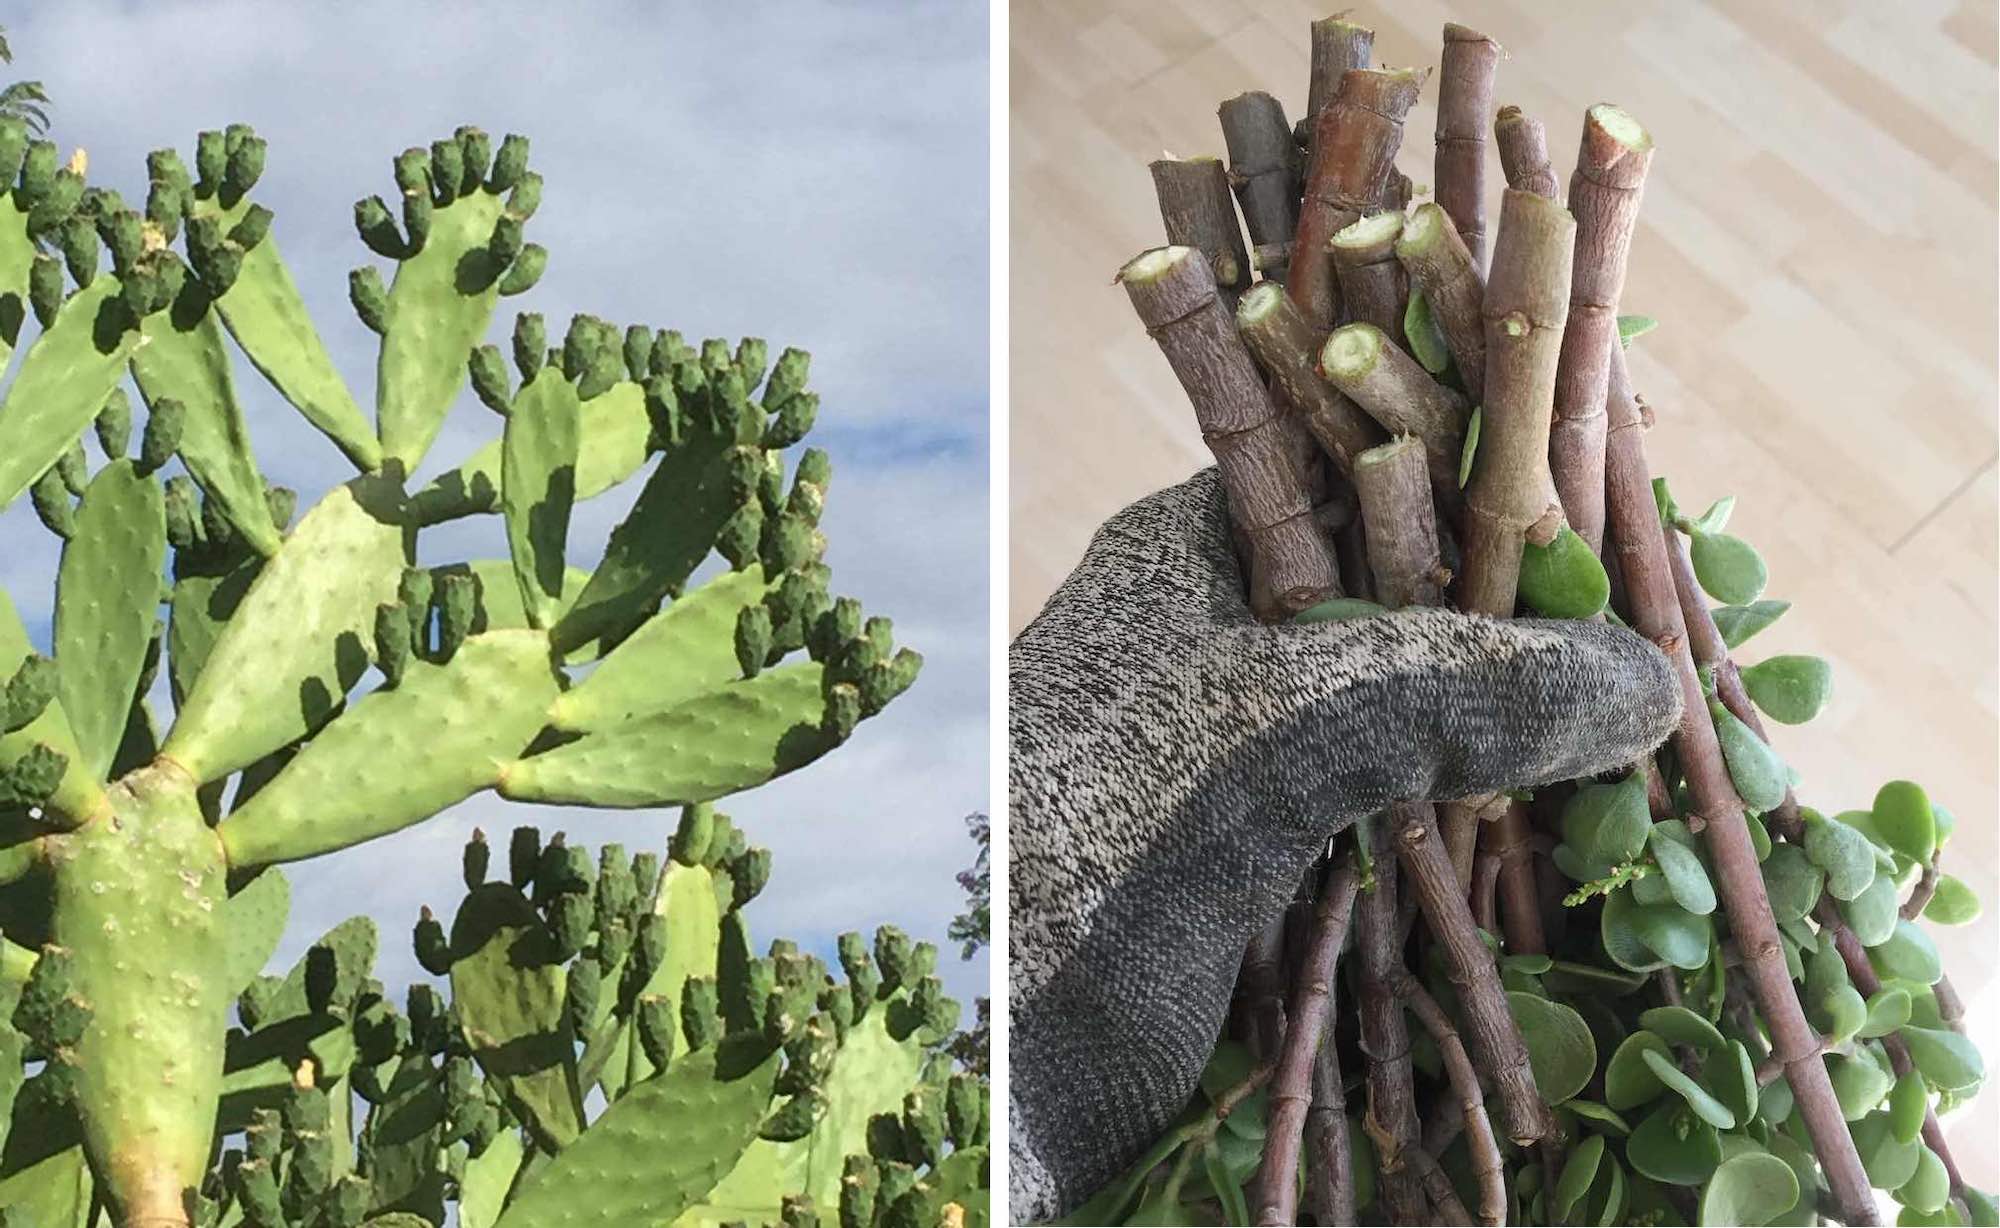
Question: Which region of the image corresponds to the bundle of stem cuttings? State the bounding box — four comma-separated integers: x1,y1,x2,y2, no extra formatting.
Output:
1092,14,1994,1228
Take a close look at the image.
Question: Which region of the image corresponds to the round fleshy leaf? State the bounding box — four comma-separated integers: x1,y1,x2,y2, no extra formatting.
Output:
1554,1132,1606,1219
1519,524,1610,619
1689,530,1767,604
1872,781,1936,864
1508,991,1596,1105
1887,1070,1929,1145
1541,961,1649,998
1923,874,1980,926
1633,871,1675,907
1640,1047,1735,1129
1562,772,1651,866
1648,826,1716,915
1931,804,1958,848
1853,1111,1925,1191
1703,1040,1758,1125
1638,1006,1726,1053
1819,984,1869,1049
1618,314,1658,346
1899,1025,1983,1091
1756,1074,1794,1127
1714,599,1790,649
1738,654,1831,725
1966,1187,1998,1227
1627,1100,1723,1186
1830,1047,1895,1120
1553,840,1609,884
1746,812,1773,861
1699,1151,1800,1227
1870,921,1943,985
1859,987,1913,1040
1841,872,1901,947
1602,888,1669,974
1590,1153,1628,1226
1761,844,1823,922
1897,1146,1951,1215
1630,901,1713,971
1805,812,1878,901
1564,1099,1632,1135
1404,287,1450,375
1712,701,1788,813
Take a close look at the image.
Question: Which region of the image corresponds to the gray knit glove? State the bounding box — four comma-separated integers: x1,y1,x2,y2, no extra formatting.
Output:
1008,468,1682,1222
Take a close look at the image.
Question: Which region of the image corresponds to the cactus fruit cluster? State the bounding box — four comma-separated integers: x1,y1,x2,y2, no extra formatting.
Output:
1099,13,1993,1228
0,119,930,1227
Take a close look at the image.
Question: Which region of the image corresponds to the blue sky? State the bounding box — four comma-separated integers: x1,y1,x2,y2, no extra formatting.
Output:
0,2,989,1004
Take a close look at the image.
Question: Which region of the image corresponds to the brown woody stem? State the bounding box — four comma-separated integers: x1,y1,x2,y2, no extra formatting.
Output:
1291,69,1424,329
1550,105,1653,556
1393,202,1486,404
1390,967,1506,1226
1434,24,1501,269
1305,1034,1355,1227
1495,105,1559,198
1256,856,1360,1225
1392,801,1552,1150
1331,211,1409,344
1460,188,1575,621
1402,1145,1474,1226
1352,437,1448,609
1238,282,1387,476
1151,157,1254,310
1122,246,1340,620
1353,816,1427,1225
1220,92,1302,284
1321,323,1471,506
1302,17,1376,149
1602,341,1878,1225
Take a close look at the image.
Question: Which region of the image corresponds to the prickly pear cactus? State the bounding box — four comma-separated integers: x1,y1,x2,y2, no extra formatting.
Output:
0,119,923,1228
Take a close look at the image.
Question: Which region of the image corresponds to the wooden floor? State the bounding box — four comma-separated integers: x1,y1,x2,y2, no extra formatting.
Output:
1010,0,1998,1178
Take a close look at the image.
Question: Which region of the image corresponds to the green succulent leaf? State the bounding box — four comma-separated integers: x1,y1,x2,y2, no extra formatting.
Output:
1637,1006,1726,1052
1898,1025,1983,1091
1924,874,1981,925
1871,781,1937,864
1627,1100,1722,1186
1887,1070,1928,1145
1605,1030,1674,1110
1829,1047,1895,1120
1638,1047,1734,1129
1404,286,1451,375
1711,701,1788,814
1859,987,1914,1040
1761,843,1824,922
1507,991,1595,1105
1563,772,1651,867
1739,654,1831,725
1842,871,1902,947
1459,405,1480,488
1804,811,1878,901
1853,1110,1926,1191
1689,531,1768,604
1870,921,1943,986
1647,825,1715,915
1699,1150,1799,1228
1617,314,1658,347
1554,1133,1606,1220
1713,599,1790,649
1518,523,1609,619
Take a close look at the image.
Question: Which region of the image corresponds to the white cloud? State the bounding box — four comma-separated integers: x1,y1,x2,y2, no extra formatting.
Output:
2,2,989,1010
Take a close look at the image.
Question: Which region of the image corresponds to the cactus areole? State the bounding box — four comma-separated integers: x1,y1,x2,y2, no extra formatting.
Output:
0,119,922,1227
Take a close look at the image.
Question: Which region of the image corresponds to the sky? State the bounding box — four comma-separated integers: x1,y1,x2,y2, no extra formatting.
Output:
0,2,990,1006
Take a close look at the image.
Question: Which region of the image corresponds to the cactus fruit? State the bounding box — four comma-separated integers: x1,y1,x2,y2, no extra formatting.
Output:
0,127,930,1228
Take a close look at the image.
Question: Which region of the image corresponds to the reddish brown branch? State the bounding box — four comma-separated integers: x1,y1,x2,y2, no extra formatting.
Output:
1602,341,1878,1225
1305,1029,1355,1227
1390,967,1506,1226
1550,105,1653,556
1901,859,1940,921
1150,157,1254,310
1122,246,1340,620
1402,1145,1473,1226
1392,802,1552,1151
1352,437,1448,609
1434,24,1502,268
1393,202,1486,403
1258,857,1360,1225
1331,211,1409,343
1353,822,1426,1225
1320,323,1471,506
1302,16,1375,150
1219,92,1302,284
1494,105,1558,199
1238,282,1387,476
1291,69,1424,329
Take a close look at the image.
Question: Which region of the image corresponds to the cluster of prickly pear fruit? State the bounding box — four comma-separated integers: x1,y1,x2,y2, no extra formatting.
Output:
0,117,922,1228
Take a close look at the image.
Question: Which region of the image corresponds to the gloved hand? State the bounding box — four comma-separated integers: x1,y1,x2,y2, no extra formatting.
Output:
1008,468,1682,1222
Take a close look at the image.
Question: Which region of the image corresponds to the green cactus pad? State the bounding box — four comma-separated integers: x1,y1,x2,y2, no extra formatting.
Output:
164,557,261,710
221,630,560,869
53,459,166,781
0,274,144,512
219,868,290,1003
495,1039,781,1228
549,425,738,656
696,986,929,1221
0,196,35,373
0,591,100,823
601,861,724,1095
51,761,228,1226
164,473,407,784
499,662,842,809
374,173,513,469
412,379,653,525
449,882,585,1153
550,566,774,733
132,296,284,557
457,1123,525,1228
426,560,597,662
502,370,582,630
